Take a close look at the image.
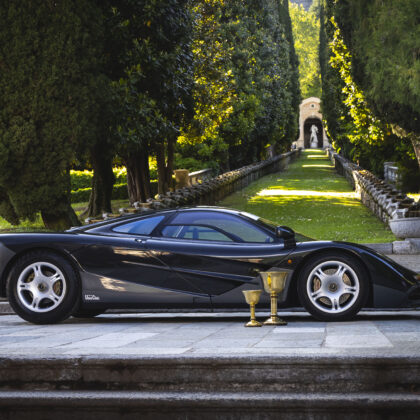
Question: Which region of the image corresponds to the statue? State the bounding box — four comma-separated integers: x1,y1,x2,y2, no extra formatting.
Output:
310,124,319,148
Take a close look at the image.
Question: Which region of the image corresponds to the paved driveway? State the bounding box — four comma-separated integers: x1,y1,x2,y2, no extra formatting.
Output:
0,311,419,358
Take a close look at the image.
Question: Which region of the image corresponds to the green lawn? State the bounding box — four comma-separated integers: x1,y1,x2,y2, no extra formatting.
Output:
220,149,396,243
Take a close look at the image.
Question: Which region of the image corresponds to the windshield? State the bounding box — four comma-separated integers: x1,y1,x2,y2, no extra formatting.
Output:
240,212,314,242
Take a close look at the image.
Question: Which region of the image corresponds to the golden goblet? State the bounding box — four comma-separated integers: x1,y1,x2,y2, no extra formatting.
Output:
242,290,263,327
260,271,288,326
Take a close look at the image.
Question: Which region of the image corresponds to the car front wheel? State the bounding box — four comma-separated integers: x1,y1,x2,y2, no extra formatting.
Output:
8,251,80,324
297,253,368,321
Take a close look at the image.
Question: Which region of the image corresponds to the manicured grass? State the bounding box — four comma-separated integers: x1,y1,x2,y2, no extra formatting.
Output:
220,149,397,243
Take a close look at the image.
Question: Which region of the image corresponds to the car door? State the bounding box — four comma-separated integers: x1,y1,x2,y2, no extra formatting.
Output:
146,210,290,307
74,214,197,306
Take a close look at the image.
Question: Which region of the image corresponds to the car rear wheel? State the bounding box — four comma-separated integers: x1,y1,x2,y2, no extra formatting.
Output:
7,251,80,324
297,253,368,321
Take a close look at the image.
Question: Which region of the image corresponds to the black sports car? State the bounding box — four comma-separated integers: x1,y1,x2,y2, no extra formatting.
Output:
0,207,419,324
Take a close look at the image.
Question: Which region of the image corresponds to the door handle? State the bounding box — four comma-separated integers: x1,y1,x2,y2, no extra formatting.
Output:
135,238,145,244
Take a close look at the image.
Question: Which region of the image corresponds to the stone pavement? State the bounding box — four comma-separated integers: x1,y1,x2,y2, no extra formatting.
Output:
1,311,419,358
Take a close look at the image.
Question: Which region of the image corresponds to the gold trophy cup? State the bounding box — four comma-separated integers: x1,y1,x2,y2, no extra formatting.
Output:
242,289,263,327
260,271,288,326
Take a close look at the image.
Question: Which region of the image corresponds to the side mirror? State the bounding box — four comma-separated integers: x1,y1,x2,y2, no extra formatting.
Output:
275,226,295,240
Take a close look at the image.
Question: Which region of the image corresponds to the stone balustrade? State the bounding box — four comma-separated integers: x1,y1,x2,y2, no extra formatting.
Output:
86,149,300,223
327,149,420,223
188,168,213,185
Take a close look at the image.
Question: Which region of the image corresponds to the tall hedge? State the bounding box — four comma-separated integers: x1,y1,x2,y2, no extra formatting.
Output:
0,0,109,228
319,0,420,190
179,0,300,171
333,0,420,168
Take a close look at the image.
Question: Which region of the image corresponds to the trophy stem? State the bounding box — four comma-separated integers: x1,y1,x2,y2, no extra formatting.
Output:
271,291,278,317
263,291,287,326
245,303,262,327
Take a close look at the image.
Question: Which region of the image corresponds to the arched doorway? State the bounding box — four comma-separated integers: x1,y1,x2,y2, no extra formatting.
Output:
304,118,323,148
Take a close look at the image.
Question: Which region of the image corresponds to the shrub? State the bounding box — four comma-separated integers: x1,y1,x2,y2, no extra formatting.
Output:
71,168,128,191
70,180,159,204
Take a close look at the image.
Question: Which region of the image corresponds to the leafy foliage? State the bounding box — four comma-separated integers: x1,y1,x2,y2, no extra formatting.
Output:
113,0,194,197
319,0,420,190
0,0,110,228
178,0,300,171
71,168,130,191
334,0,420,140
0,0,303,227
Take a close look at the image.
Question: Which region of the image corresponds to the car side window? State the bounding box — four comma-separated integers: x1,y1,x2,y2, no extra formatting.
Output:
168,211,274,243
113,215,165,235
161,225,233,242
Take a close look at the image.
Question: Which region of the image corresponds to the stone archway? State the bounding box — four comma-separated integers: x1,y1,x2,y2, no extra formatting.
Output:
304,117,323,148
296,97,329,149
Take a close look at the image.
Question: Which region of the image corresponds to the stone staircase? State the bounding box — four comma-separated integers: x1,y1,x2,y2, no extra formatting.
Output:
0,355,419,419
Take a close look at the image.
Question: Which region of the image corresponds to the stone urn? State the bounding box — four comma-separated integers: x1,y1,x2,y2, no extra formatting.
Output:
389,217,420,239
173,169,190,189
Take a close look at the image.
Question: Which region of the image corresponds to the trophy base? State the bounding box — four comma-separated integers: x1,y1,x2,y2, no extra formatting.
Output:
245,320,262,327
263,316,287,326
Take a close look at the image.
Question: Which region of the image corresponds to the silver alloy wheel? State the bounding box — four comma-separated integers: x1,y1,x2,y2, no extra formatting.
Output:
306,260,360,314
16,262,67,313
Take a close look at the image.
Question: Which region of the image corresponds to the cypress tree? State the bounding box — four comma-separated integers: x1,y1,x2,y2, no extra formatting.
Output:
333,0,420,168
0,0,110,229
280,0,301,145
319,0,419,188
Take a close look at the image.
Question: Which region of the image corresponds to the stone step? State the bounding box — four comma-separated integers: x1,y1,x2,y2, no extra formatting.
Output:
0,391,419,419
1,355,420,394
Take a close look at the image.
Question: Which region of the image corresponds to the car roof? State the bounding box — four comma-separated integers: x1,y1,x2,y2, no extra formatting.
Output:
71,206,248,233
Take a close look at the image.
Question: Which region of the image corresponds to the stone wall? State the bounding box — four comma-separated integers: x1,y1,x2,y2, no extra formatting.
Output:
327,149,420,223
89,149,301,222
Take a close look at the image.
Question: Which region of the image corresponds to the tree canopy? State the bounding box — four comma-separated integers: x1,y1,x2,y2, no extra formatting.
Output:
0,0,110,228
0,0,300,228
179,0,300,171
319,0,420,190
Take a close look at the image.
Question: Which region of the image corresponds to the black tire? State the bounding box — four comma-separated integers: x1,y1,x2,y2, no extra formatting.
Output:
72,309,103,318
7,251,80,324
297,252,369,322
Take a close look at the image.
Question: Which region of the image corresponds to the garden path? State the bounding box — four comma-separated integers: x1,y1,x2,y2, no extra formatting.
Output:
220,149,396,243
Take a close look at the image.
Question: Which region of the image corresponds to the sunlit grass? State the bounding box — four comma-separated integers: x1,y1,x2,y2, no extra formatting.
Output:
220,149,396,243
301,164,331,168
257,189,358,198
